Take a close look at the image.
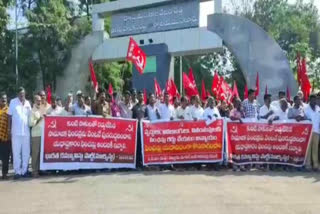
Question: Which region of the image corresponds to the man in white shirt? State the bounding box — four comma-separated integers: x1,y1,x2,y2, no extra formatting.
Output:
304,94,320,171
159,92,175,120
203,97,221,121
297,90,308,108
175,97,191,120
119,91,133,119
46,96,68,116
189,95,204,121
259,94,276,120
271,91,286,111
8,87,32,179
145,93,161,121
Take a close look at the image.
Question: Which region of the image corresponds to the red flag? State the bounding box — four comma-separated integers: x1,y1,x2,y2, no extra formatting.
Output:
89,59,98,93
265,84,268,95
206,90,211,97
255,72,259,97
244,85,248,99
300,58,311,101
188,68,199,95
154,78,162,97
286,86,291,101
166,79,181,104
201,80,207,102
165,79,174,104
108,83,113,95
143,89,147,104
232,81,239,99
218,77,233,103
171,79,181,99
211,71,220,97
46,85,52,104
183,73,198,97
126,37,147,74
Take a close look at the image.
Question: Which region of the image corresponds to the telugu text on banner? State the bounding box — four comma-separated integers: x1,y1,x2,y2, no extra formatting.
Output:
141,119,224,165
40,116,138,170
226,121,312,166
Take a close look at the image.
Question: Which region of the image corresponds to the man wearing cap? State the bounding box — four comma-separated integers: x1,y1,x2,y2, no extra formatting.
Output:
8,87,32,179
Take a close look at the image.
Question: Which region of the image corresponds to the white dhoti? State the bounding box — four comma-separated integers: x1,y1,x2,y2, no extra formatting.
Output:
12,135,30,175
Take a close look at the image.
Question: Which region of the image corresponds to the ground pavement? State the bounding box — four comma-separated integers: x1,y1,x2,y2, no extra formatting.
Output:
0,169,319,214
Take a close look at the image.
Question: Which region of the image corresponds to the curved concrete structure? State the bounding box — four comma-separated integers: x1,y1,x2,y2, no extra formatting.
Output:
207,14,298,101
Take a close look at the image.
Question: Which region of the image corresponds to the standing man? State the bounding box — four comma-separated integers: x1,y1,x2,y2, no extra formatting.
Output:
159,92,175,120
131,89,138,106
271,91,286,111
92,91,111,117
288,96,306,122
145,93,161,121
242,89,258,119
46,96,68,116
203,97,221,120
175,97,191,120
29,95,43,177
72,93,92,116
268,99,289,124
304,94,320,171
259,94,275,120
38,90,51,116
0,92,10,179
132,91,146,169
8,87,32,179
64,92,74,114
189,95,204,121
119,91,133,119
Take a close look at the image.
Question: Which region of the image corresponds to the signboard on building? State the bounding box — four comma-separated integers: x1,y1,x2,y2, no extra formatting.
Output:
111,0,199,37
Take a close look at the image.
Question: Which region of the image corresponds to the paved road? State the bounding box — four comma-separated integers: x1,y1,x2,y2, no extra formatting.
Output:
0,170,319,214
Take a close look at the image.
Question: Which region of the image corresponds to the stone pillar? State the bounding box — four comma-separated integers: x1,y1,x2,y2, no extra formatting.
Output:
92,13,105,32
214,0,222,13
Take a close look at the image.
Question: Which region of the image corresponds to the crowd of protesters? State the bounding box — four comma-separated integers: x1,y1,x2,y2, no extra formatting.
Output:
1,86,320,180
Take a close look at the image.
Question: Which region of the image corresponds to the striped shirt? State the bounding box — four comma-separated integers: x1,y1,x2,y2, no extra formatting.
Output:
0,106,9,142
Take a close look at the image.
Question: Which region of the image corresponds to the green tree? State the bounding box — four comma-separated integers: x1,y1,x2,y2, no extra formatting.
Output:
23,0,78,90
0,0,17,98
243,0,320,90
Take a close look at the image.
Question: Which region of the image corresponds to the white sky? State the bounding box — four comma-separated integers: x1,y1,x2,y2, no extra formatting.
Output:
199,0,320,27
8,0,320,29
